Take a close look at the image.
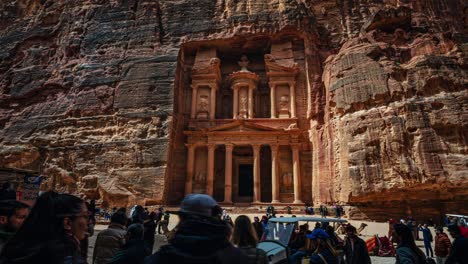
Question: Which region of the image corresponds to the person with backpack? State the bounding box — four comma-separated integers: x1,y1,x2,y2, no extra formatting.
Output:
419,224,434,258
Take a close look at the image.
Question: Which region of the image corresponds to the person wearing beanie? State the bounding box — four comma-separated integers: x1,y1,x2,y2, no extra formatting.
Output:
434,227,451,264
144,194,248,264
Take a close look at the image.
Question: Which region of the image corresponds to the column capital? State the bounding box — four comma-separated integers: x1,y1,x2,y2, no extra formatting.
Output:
225,143,234,151
185,143,196,148
207,143,217,149
270,144,279,153
291,143,301,149
252,144,261,151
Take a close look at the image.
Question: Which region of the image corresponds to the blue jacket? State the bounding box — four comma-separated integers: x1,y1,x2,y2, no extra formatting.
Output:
419,227,433,242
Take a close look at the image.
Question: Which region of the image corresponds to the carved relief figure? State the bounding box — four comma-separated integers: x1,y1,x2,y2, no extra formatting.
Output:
198,95,209,112
282,172,293,191
197,94,209,119
238,55,250,72
277,94,290,118
238,88,248,119
195,171,206,182
279,95,289,110
239,95,248,112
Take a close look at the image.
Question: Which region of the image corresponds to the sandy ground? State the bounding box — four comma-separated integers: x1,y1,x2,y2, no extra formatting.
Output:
87,213,436,264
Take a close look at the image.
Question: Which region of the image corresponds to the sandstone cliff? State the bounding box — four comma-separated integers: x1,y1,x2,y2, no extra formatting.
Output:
0,0,466,220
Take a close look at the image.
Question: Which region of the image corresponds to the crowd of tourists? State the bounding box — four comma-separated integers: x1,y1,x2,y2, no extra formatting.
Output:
385,217,468,264
0,187,467,264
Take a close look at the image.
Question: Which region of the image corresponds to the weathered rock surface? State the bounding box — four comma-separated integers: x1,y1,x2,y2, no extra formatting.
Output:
0,0,466,219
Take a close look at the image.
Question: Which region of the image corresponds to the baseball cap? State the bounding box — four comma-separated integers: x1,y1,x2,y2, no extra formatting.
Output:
174,193,220,218
306,228,330,240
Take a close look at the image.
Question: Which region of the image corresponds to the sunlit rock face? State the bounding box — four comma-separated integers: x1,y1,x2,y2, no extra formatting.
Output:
0,0,466,219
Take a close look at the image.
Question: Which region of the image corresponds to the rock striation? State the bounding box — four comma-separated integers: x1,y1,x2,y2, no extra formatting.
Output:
0,0,466,220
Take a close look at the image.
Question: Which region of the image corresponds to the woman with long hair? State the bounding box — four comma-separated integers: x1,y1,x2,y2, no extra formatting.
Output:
0,191,89,264
393,223,427,264
231,215,268,264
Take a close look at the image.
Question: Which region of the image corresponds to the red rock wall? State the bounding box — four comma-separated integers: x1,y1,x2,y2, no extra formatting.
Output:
0,0,466,219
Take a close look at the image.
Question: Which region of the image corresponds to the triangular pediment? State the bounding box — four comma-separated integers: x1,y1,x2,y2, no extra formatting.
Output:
208,120,279,132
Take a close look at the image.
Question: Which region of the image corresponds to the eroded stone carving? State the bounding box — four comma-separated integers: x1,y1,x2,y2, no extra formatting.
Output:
196,94,209,119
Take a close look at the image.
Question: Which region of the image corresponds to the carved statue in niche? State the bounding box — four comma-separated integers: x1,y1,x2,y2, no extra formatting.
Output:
197,94,209,119
279,95,289,110
238,55,250,72
278,94,290,118
195,171,206,182
238,89,248,119
282,172,293,191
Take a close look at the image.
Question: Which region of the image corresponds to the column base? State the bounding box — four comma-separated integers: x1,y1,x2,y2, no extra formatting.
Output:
219,201,233,206
271,200,281,203
293,200,304,204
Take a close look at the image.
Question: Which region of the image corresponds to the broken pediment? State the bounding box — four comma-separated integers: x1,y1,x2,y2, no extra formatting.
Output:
208,120,279,132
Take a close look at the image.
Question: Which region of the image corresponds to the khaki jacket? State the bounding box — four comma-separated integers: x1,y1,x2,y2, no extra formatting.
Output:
92,223,126,264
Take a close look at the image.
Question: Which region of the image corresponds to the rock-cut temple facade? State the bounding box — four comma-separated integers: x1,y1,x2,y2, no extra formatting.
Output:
0,0,467,220
182,45,308,205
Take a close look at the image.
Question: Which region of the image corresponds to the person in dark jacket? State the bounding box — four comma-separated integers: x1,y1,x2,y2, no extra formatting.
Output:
289,224,309,264
231,215,268,264
393,223,426,264
0,191,88,264
343,225,371,264
144,194,248,264
252,216,264,241
144,212,157,253
419,224,434,258
0,201,29,253
446,224,468,264
307,228,337,264
92,211,127,264
109,223,151,264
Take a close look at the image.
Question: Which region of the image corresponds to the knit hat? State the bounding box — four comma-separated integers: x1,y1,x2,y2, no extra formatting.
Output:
175,193,220,218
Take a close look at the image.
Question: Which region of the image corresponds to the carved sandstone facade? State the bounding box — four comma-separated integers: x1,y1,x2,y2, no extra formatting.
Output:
0,0,466,220
182,43,307,205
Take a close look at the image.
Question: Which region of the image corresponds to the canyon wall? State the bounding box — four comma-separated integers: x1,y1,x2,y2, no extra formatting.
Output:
0,0,466,220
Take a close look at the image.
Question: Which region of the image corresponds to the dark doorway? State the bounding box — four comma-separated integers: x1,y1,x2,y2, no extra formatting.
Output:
238,164,254,197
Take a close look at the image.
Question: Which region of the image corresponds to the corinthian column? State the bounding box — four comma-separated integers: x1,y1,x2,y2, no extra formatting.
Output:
224,144,234,203
233,87,239,119
248,86,254,118
210,85,216,120
185,144,195,195
290,82,296,118
270,84,276,118
252,144,261,203
271,144,280,203
292,144,303,203
206,144,216,196
191,86,198,119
